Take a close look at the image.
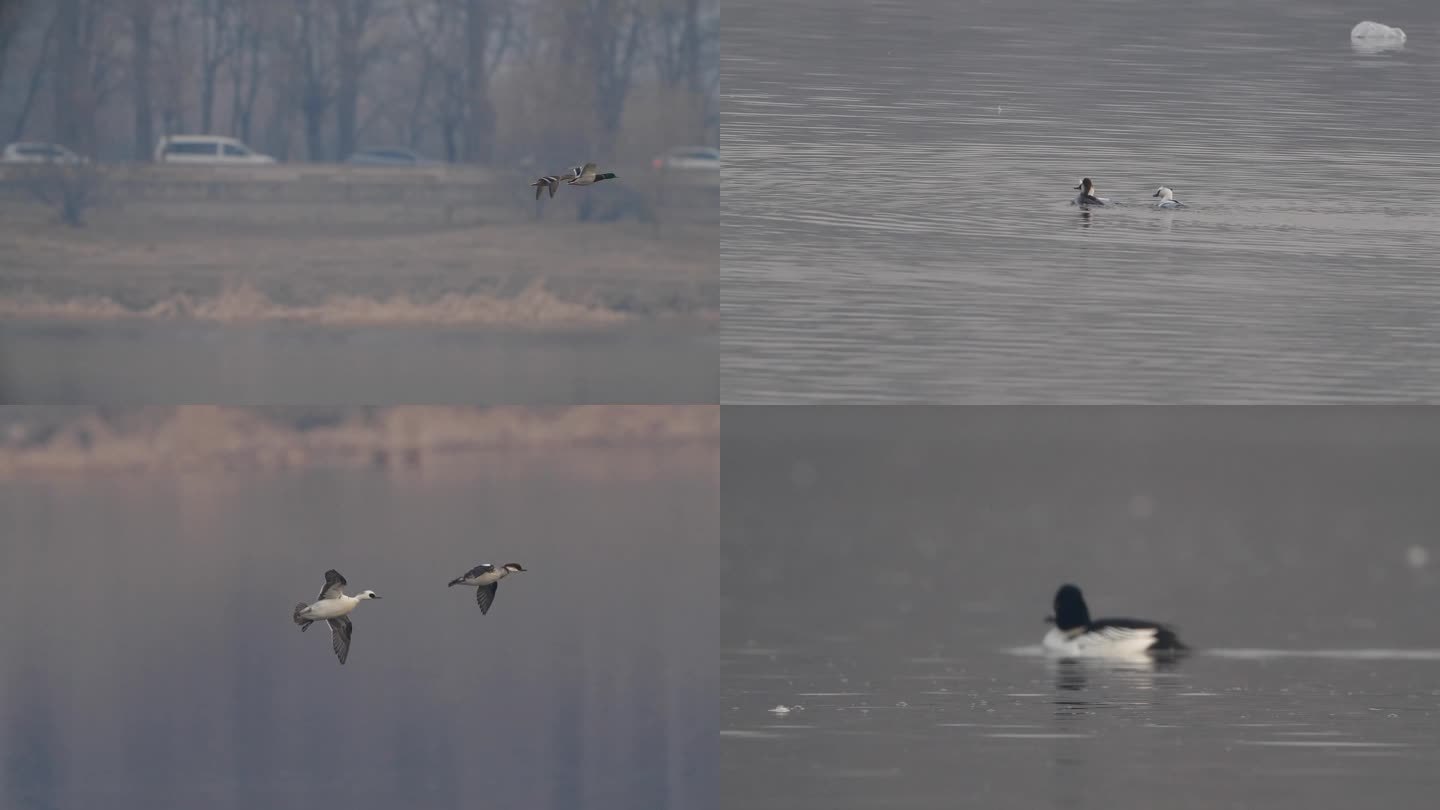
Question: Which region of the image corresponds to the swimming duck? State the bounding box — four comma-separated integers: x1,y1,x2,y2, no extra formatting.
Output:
1152,186,1186,208
1043,583,1186,657
1072,177,1109,206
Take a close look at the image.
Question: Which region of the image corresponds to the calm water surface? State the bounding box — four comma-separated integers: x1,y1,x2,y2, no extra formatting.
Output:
722,409,1440,808
0,319,717,404
0,448,715,809
722,0,1440,401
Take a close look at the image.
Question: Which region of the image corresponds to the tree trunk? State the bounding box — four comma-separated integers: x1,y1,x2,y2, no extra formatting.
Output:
11,12,56,142
200,68,217,132
298,0,331,162
236,27,263,142
52,0,91,154
683,0,701,94
592,4,641,154
334,0,360,161
0,0,23,87
304,95,326,161
463,0,494,164
199,0,216,132
130,0,154,161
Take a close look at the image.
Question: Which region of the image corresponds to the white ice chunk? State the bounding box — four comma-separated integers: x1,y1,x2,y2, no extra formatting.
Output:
1351,21,1406,41
1350,21,1406,54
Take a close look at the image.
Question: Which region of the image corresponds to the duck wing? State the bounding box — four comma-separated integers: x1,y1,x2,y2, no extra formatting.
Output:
1091,617,1186,651
328,615,353,664
317,569,348,601
448,563,494,586
476,582,499,615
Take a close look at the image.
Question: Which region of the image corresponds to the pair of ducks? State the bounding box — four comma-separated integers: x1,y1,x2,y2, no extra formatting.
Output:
292,564,526,664
1073,177,1186,208
530,162,617,199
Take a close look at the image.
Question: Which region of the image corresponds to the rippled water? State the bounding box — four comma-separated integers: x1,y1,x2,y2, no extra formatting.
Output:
723,646,1440,810
722,0,1440,402
722,408,1440,808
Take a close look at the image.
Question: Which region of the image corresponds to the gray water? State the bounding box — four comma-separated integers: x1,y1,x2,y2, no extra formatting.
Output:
722,0,1440,402
0,445,716,809
0,319,717,404
721,408,1440,808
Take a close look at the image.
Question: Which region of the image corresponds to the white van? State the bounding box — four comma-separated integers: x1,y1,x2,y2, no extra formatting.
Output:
154,135,276,165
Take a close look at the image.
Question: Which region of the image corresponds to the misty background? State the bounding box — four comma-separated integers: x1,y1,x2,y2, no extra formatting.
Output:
0,0,718,404
0,0,717,165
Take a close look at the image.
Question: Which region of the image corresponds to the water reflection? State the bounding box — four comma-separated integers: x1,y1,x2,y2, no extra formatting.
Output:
1350,39,1406,56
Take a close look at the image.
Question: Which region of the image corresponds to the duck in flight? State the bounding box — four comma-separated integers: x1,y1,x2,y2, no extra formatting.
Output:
1043,583,1186,657
566,162,617,187
447,563,527,615
530,166,582,199
293,569,381,665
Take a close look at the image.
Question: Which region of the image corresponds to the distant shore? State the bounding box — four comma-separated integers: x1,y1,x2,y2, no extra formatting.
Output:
0,173,717,327
0,405,719,477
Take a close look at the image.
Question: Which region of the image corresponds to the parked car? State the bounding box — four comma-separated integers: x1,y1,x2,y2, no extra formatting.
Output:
154,135,276,164
345,147,438,166
652,146,719,172
1,141,85,164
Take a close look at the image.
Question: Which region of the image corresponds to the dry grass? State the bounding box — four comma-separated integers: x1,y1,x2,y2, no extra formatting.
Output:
0,405,719,477
0,195,717,324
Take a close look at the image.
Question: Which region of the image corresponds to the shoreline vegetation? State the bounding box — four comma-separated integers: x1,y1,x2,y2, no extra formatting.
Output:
0,174,718,326
0,405,719,477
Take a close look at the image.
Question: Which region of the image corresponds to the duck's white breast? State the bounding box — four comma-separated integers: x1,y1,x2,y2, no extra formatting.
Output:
1042,626,1157,657
304,597,357,619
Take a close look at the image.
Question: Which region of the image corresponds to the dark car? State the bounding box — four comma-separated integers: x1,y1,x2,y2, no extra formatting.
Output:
344,147,438,167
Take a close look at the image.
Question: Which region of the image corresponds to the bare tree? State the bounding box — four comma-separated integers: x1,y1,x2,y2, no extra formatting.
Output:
461,0,494,163
296,0,335,161
0,0,26,87
9,7,56,141
5,0,717,165
197,0,237,133
650,0,701,93
583,0,644,153
129,0,154,160
52,0,91,153
399,0,443,149
226,0,266,142
154,0,190,134
333,0,380,161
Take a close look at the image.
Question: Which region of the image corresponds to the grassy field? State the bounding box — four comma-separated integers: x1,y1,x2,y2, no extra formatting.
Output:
0,167,717,328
